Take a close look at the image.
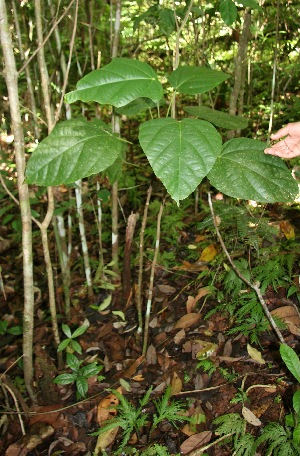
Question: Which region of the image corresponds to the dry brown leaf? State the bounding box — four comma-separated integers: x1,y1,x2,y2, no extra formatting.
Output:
170,372,182,395
198,244,217,263
186,288,211,313
174,313,201,329
247,344,265,365
271,305,300,336
94,427,119,455
121,355,145,378
97,388,122,425
280,220,295,240
180,431,212,454
157,284,176,295
146,344,157,365
242,406,262,426
174,328,186,344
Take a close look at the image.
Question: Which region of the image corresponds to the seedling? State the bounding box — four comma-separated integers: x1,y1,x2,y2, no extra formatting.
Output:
54,352,104,399
57,323,88,354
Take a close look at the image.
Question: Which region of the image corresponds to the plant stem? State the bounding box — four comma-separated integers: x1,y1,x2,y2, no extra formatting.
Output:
208,192,285,344
137,186,152,336
123,213,139,303
142,201,164,356
0,0,36,401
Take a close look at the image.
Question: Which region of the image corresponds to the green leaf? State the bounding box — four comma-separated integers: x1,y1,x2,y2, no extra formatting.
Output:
57,338,71,352
293,390,300,416
66,352,81,370
158,8,176,35
7,326,23,335
219,0,237,26
184,106,248,130
65,58,163,107
26,119,122,186
169,66,229,95
280,344,300,383
115,97,156,116
72,325,88,339
53,373,77,385
208,138,298,202
61,324,72,338
70,339,82,354
81,363,102,378
105,151,124,184
238,0,261,9
293,423,300,445
139,118,222,203
76,376,89,398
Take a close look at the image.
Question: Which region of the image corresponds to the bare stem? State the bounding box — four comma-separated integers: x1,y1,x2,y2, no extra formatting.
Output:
208,192,285,344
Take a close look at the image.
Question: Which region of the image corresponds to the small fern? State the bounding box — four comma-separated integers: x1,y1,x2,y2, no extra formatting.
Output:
151,385,190,431
254,422,300,456
234,433,256,456
213,413,246,447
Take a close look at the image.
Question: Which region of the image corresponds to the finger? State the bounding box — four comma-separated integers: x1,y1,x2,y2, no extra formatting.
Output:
270,125,290,140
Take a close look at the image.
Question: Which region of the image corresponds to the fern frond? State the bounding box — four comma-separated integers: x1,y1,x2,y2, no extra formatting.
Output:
234,432,256,456
214,413,245,441
255,422,300,456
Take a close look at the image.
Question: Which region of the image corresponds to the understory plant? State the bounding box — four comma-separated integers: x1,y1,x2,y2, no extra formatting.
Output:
209,344,300,455
93,385,190,454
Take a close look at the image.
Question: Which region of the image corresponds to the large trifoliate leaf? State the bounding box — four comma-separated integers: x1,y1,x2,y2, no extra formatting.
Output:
208,138,298,202
26,119,123,186
139,118,222,203
65,58,163,107
184,106,248,130
169,66,229,95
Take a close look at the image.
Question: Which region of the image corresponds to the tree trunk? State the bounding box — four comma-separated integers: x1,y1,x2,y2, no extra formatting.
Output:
0,0,36,401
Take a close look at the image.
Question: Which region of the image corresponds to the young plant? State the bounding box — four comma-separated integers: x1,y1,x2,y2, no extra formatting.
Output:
93,386,190,454
54,352,103,399
57,323,88,354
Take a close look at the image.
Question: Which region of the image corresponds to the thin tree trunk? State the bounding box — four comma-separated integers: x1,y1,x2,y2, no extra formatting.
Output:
228,8,251,139
0,0,36,401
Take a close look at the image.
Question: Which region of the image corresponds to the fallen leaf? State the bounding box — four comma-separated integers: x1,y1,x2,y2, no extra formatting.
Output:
186,288,211,313
247,344,265,364
157,284,176,295
94,427,119,455
170,372,182,395
198,244,217,263
174,328,186,344
97,388,121,425
242,406,262,426
280,220,295,240
271,305,300,336
146,344,157,365
174,313,201,329
180,431,212,454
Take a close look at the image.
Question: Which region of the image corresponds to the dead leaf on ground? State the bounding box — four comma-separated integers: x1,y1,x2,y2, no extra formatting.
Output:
94,427,119,456
247,344,265,365
174,328,185,344
180,431,212,454
157,284,176,295
186,288,211,313
174,313,201,330
280,220,295,240
146,344,157,365
97,388,122,426
271,305,300,336
170,371,182,395
242,406,262,426
198,244,217,263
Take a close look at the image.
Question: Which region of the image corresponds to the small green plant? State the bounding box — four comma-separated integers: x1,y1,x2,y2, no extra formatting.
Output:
93,386,190,454
213,413,256,456
54,352,104,399
0,319,22,336
253,345,300,454
57,323,88,354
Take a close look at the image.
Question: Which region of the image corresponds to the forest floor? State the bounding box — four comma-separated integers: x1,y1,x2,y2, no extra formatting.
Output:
1,196,300,456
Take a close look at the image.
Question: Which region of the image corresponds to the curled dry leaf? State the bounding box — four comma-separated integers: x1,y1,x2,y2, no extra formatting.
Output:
180,431,212,454
186,287,211,313
174,313,201,330
174,328,186,344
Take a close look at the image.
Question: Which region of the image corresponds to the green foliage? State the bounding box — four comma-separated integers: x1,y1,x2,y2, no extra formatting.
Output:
93,386,189,454
57,323,88,354
255,422,300,455
26,58,298,204
54,352,103,400
26,119,123,186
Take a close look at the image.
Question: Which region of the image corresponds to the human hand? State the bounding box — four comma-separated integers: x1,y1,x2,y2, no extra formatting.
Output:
264,122,300,158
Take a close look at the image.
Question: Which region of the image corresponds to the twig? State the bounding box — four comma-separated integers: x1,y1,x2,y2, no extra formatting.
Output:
0,378,26,435
142,199,165,355
207,192,285,344
18,0,76,75
137,186,152,336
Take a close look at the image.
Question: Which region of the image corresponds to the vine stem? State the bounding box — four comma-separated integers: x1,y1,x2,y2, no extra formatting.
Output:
208,192,285,344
